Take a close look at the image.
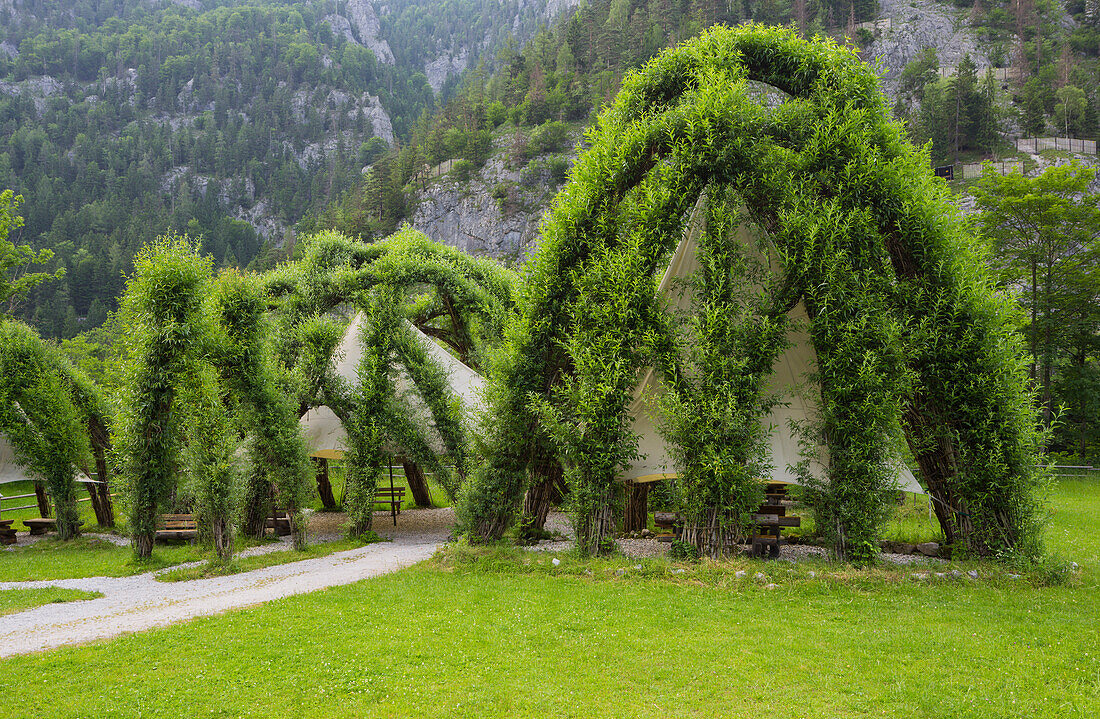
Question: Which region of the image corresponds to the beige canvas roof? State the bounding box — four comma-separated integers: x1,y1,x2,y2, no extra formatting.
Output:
622,207,924,494
0,435,34,484
298,314,486,460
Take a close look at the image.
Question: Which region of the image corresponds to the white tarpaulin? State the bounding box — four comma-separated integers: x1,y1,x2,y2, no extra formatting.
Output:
298,314,485,460
0,435,34,484
622,209,925,495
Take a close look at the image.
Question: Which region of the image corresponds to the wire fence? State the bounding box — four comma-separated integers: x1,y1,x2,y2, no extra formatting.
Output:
957,161,1023,179
1016,137,1097,154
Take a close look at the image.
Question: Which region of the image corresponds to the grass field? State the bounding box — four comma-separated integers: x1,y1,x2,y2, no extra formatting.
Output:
0,476,1096,718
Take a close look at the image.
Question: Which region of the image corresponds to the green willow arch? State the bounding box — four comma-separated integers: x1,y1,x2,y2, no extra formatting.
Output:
263,228,517,534
457,25,1043,560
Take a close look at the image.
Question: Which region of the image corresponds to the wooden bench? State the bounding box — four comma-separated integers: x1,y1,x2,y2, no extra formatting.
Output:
23,517,57,536
155,514,197,541
751,483,801,559
0,518,15,545
265,508,292,536
374,486,406,526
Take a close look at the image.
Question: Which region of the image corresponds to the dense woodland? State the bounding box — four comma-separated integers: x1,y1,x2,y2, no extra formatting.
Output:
2,0,1099,455
0,0,566,338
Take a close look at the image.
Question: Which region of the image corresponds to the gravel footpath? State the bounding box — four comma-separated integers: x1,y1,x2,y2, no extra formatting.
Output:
530,511,939,564
0,508,453,658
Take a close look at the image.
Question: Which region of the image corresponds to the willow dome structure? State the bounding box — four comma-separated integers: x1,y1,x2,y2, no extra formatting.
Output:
456,24,1043,561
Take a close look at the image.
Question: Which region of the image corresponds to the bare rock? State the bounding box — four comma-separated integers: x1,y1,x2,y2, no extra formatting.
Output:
916,542,940,557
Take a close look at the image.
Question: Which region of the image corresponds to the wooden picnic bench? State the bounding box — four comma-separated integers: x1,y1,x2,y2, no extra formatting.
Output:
266,508,292,536
0,518,15,545
751,483,801,559
21,517,86,536
155,514,198,542
374,486,406,526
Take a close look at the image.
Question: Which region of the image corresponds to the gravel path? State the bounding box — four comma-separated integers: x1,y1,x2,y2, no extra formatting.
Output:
0,508,453,658
530,511,940,564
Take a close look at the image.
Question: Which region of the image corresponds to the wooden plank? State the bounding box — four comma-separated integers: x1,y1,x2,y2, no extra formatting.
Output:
753,515,801,527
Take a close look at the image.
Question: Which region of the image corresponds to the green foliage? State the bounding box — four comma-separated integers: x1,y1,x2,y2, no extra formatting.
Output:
114,234,213,558
910,56,999,165
459,24,1045,561
0,319,89,539
973,162,1100,455
0,190,63,315
209,269,310,548
260,228,515,535
667,539,701,561
659,195,787,557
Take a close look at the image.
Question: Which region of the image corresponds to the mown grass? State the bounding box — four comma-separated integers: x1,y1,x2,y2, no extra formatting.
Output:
0,588,103,617
0,535,276,582
310,462,454,511
0,478,1095,717
155,537,377,582
0,479,110,531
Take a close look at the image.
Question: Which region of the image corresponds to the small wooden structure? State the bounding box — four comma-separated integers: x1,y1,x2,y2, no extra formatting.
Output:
751,482,801,559
0,518,14,545
266,508,292,536
155,514,198,542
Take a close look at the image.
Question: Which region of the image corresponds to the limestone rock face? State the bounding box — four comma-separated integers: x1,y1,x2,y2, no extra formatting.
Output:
411,153,557,260
344,0,395,65
865,0,990,92
425,48,470,94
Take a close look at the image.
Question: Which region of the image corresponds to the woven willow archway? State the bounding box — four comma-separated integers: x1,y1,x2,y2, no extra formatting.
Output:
457,25,1042,560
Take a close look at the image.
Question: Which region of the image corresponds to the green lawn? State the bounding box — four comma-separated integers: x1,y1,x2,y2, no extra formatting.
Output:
0,535,281,582
0,477,1096,718
0,479,111,531
313,462,454,511
0,588,102,617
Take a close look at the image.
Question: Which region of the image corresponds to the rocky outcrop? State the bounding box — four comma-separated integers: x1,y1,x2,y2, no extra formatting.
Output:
412,154,554,259
344,0,395,65
425,48,470,94
866,0,990,91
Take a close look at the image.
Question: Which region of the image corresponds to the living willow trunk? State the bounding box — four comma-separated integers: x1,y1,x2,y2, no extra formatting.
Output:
240,470,271,539
212,515,232,561
401,460,433,507
314,457,338,510
622,481,649,533
521,461,563,534
680,507,742,559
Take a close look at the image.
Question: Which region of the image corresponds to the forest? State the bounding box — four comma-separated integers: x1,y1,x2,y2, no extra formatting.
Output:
0,0,561,338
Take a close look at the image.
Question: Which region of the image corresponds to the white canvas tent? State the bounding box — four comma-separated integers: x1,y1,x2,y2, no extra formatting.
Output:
0,435,35,484
622,212,925,495
298,314,486,460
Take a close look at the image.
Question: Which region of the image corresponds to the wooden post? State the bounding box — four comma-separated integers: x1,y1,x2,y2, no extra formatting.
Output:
623,481,649,532
401,460,432,507
314,457,338,510
34,481,51,517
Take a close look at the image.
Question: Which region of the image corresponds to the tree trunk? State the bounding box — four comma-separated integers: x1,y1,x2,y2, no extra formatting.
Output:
521,462,563,533
240,470,271,539
402,460,433,507
314,457,338,510
83,443,114,527
681,506,741,558
623,481,649,532
134,532,154,559
34,482,51,517
212,515,233,561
